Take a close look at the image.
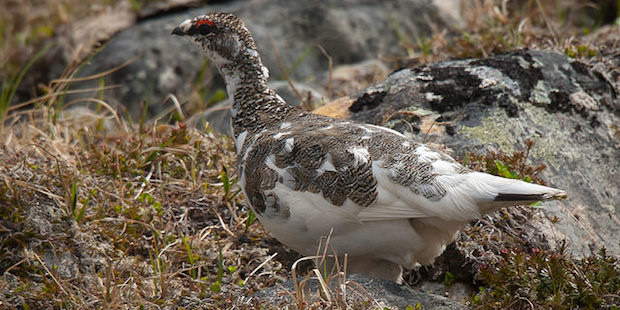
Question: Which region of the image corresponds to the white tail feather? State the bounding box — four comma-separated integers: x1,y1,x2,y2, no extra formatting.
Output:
462,172,566,214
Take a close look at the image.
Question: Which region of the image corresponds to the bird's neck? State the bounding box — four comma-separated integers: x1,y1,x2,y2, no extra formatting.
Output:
215,50,293,139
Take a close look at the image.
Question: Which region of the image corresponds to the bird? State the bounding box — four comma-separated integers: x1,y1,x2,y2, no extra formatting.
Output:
171,12,567,283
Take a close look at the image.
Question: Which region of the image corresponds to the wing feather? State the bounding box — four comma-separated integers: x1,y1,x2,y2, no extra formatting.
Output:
358,161,480,222
258,117,565,224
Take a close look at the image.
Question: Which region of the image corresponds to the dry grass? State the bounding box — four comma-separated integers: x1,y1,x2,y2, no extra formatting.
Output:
391,0,618,67
0,63,291,308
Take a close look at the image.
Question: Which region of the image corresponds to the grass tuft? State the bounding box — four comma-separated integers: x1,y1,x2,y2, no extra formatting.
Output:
0,56,286,308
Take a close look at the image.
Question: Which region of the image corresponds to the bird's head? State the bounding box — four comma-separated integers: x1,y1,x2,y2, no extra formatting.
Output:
172,12,258,67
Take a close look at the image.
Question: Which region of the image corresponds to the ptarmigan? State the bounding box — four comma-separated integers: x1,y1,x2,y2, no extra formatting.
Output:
172,12,567,283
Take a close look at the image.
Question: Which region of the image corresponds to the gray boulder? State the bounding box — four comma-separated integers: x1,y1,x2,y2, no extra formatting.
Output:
66,0,449,117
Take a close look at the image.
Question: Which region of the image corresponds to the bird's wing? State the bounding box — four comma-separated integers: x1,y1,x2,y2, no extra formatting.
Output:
354,129,480,222
271,121,473,221
252,118,565,223
354,127,565,222
265,121,485,222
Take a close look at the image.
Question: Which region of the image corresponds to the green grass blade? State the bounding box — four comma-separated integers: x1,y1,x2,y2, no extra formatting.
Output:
1,43,52,130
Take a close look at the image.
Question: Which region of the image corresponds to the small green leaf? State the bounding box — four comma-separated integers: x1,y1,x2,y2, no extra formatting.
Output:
182,237,194,265
220,166,230,196
529,201,543,208
144,151,159,164
444,271,455,286
244,209,256,234
210,281,221,293
37,25,54,38
207,89,227,106
152,201,162,216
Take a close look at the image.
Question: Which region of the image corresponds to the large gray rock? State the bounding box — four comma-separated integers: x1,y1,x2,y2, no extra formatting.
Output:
66,0,449,117
333,49,619,257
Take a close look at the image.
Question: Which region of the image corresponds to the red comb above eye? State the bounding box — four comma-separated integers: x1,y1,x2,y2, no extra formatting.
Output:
196,20,215,27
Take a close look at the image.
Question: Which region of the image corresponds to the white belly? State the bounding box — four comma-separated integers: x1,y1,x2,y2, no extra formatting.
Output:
249,183,458,268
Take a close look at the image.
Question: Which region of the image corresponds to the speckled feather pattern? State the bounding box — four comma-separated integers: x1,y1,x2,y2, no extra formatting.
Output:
237,112,466,217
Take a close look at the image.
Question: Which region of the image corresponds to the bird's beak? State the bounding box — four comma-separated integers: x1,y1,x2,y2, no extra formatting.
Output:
172,27,186,36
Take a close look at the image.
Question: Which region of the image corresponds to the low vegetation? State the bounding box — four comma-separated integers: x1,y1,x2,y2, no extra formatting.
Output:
394,0,618,66
458,143,620,309
474,245,619,309
0,86,290,308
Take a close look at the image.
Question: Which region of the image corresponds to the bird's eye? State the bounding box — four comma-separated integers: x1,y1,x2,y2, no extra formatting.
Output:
195,19,215,35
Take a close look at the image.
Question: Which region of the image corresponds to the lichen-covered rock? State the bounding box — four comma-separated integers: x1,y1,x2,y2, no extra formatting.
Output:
324,49,619,257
